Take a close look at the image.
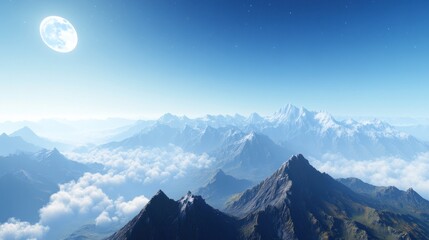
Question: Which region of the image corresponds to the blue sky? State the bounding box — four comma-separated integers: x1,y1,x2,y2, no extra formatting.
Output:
0,0,428,120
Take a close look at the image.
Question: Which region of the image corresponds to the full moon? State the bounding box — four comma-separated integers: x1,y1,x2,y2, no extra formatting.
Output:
40,16,78,53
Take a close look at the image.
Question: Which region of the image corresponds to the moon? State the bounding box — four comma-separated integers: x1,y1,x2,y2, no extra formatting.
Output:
40,16,78,53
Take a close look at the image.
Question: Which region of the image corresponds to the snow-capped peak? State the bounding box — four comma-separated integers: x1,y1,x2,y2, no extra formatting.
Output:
315,111,339,131
269,104,311,123
179,191,195,213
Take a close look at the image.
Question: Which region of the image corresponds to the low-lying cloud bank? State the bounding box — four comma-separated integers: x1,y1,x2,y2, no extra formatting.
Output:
0,218,48,240
0,146,214,239
310,152,429,199
67,146,213,183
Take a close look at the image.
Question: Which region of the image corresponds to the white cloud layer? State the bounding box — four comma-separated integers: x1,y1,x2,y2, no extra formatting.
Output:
0,218,48,240
27,145,212,239
95,195,149,227
66,145,214,183
38,170,150,238
39,180,113,224
310,152,429,199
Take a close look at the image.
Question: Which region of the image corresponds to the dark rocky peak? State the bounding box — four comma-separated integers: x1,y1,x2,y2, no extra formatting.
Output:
276,154,314,179
225,154,355,217
285,153,310,167
135,190,178,223
108,190,239,240
150,190,171,203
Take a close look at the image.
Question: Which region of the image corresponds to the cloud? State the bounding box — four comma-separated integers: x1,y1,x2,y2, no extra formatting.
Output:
66,145,214,183
95,211,115,227
94,195,149,227
0,218,48,240
114,195,149,218
32,145,211,238
310,152,429,199
38,171,149,238
39,181,113,224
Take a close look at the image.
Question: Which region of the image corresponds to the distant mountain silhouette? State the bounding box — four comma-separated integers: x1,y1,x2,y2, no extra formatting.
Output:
196,169,252,209
10,126,68,151
0,132,41,156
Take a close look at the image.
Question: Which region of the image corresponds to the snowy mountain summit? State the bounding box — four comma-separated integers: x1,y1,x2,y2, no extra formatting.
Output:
107,104,428,160
256,104,428,160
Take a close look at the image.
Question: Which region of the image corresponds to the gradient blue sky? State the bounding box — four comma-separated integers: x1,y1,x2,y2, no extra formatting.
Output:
0,0,428,120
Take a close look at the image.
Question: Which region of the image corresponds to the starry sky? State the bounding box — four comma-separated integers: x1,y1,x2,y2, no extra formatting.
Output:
0,0,428,120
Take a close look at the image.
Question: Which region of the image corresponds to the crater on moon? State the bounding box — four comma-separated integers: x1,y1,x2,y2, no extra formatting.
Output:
40,16,78,53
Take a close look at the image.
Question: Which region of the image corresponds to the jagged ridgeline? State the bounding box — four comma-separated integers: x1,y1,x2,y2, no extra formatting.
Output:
107,155,429,240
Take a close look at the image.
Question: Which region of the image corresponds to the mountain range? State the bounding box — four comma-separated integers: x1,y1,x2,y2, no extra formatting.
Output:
338,177,429,220
109,154,429,240
105,104,428,162
0,133,41,156
10,126,69,151
94,105,429,193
